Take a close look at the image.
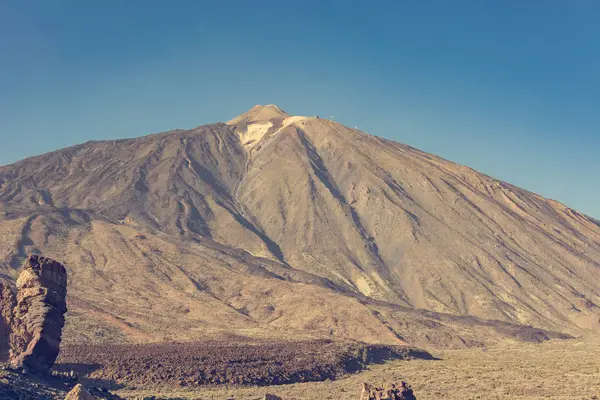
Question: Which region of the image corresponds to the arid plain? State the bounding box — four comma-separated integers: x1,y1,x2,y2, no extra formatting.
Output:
118,337,600,399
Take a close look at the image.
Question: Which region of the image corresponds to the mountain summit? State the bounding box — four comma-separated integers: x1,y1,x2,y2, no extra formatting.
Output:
0,105,598,347
227,104,290,125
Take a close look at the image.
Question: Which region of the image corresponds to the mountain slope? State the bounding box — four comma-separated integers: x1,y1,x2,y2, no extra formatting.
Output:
0,105,598,347
232,108,600,332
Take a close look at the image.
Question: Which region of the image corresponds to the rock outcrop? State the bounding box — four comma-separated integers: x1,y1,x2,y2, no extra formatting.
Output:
0,367,124,400
0,255,67,373
64,384,96,400
360,382,417,400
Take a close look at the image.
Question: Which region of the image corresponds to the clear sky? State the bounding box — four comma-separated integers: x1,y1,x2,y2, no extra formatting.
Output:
1,1,599,218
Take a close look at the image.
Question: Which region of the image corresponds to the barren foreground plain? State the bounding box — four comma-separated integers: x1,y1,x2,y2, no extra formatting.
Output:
116,337,600,400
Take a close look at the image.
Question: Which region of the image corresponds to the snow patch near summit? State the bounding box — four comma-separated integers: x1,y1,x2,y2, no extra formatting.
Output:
282,116,309,126
239,121,273,150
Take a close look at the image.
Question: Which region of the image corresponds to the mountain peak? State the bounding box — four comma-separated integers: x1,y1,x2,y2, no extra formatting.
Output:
263,104,287,114
227,104,315,152
1,104,599,348
227,104,289,126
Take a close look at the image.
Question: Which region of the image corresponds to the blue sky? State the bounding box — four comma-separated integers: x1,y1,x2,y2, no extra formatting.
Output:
1,1,599,218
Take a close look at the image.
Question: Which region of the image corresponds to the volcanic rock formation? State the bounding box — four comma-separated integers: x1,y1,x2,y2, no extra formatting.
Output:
360,382,417,400
64,384,96,400
0,255,67,372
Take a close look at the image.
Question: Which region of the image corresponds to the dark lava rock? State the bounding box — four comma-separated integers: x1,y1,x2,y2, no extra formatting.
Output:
56,340,432,388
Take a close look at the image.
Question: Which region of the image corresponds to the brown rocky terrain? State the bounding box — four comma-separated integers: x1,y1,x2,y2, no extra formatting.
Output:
0,104,598,348
0,255,123,400
126,338,600,400
54,339,430,388
0,366,122,400
360,382,416,400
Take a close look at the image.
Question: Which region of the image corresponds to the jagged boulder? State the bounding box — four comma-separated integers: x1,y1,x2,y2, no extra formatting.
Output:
360,382,417,400
0,255,68,373
64,384,96,400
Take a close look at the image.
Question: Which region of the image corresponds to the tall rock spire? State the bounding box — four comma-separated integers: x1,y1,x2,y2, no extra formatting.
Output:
0,255,68,372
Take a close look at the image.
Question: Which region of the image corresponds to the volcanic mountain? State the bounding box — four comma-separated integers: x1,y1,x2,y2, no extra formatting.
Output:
0,104,598,347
